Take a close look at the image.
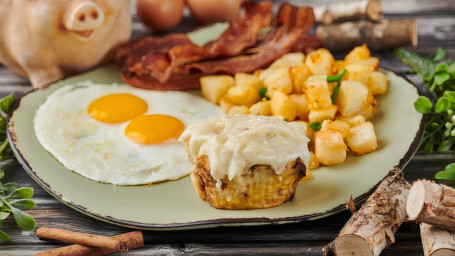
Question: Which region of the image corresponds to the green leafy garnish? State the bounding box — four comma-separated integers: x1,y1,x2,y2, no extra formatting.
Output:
396,47,455,181
309,122,322,131
258,87,270,100
0,169,36,240
0,93,15,161
327,69,346,103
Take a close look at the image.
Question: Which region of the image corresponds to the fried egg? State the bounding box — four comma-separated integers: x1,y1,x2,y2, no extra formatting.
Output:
34,81,224,185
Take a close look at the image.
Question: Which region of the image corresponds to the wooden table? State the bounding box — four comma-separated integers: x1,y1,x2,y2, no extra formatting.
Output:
1,1,454,255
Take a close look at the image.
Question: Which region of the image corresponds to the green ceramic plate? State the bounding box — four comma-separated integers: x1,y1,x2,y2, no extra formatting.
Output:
7,64,423,230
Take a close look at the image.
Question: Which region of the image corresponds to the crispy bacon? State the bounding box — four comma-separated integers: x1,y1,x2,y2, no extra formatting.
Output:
116,1,322,91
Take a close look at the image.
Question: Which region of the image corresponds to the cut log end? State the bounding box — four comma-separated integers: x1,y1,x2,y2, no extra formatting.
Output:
407,181,425,221
366,0,383,21
335,234,373,256
433,249,455,256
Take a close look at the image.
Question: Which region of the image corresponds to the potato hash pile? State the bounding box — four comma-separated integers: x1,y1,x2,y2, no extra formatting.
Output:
199,44,389,170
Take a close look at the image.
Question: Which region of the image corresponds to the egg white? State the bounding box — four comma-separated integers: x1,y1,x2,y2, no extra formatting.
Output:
34,81,224,185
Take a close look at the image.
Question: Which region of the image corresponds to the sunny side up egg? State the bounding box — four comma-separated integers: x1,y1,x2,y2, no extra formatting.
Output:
34,82,224,185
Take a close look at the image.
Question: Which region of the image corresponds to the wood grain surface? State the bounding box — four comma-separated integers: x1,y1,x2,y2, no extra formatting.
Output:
1,0,455,255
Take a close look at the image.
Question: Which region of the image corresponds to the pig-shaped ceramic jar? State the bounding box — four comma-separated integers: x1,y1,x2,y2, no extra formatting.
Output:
0,0,131,87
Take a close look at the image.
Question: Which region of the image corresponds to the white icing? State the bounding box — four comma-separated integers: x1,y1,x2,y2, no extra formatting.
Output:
179,115,310,185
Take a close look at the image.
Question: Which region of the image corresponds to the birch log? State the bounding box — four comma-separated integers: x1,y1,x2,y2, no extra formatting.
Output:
316,19,417,52
313,0,383,25
334,167,410,256
407,180,455,232
420,223,455,256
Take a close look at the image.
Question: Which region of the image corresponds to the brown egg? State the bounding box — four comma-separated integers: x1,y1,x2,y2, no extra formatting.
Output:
136,0,184,33
187,0,243,25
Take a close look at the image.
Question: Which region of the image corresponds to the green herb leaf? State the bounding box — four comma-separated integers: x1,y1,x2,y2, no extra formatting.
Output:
258,87,267,99
437,138,453,153
0,212,10,220
2,182,19,193
395,48,435,81
0,169,4,180
435,97,451,114
435,72,450,86
309,122,322,131
0,230,11,241
435,163,455,180
430,47,447,62
10,206,36,231
10,200,35,210
0,93,15,115
331,84,341,104
7,187,33,199
435,62,448,73
424,140,434,154
444,91,455,102
414,96,432,114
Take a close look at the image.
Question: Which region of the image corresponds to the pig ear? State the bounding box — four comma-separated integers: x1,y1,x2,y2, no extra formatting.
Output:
63,1,105,32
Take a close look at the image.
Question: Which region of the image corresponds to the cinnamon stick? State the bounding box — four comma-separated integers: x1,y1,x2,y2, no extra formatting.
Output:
36,227,127,251
34,231,143,256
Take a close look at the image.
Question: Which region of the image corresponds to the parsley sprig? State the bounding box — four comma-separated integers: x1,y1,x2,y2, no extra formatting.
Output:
0,93,36,240
396,47,455,181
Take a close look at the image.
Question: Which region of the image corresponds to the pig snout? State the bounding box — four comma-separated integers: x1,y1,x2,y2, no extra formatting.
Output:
64,1,105,32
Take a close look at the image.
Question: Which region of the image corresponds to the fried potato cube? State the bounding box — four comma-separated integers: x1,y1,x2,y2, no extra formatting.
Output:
219,96,235,113
358,57,380,70
289,94,309,120
305,77,332,110
336,81,369,117
250,101,272,116
263,67,293,96
367,71,389,95
269,52,305,69
227,86,260,107
227,105,250,117
335,60,345,73
308,105,338,123
296,120,314,141
315,129,347,166
357,93,378,120
344,44,370,65
291,64,312,94
321,120,350,140
345,62,374,85
347,121,378,155
339,114,366,127
308,151,319,170
305,48,336,75
235,73,262,90
200,75,234,104
270,90,297,121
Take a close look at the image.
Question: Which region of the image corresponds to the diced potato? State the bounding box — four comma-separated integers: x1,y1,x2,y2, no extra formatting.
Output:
357,94,377,120
250,101,272,116
256,68,272,82
227,86,260,107
219,96,235,113
357,57,380,70
321,120,350,140
335,60,345,73
291,64,312,94
344,44,370,65
289,94,309,120
345,62,374,85
367,71,389,95
235,73,262,90
308,151,319,170
315,129,347,166
263,67,293,96
296,121,314,141
269,52,305,69
308,105,338,123
270,90,297,121
227,105,250,117
339,115,366,127
336,81,369,117
305,48,336,75
200,75,234,103
305,77,332,110
347,121,378,155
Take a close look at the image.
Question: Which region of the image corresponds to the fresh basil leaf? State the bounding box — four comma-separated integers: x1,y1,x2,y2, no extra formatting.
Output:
0,212,9,220
414,96,432,114
2,182,19,193
309,122,322,131
10,206,36,231
7,187,33,199
0,93,15,115
10,200,35,210
0,230,11,241
435,97,451,114
430,47,447,62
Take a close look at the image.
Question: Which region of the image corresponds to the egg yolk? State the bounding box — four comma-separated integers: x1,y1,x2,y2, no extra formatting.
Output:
125,114,185,145
88,94,148,123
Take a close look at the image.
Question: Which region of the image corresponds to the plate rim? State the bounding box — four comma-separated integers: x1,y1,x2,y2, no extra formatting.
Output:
7,66,425,230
